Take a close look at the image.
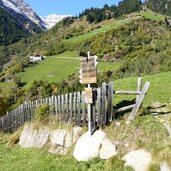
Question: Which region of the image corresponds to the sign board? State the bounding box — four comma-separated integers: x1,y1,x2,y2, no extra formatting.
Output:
79,55,98,84
84,88,93,104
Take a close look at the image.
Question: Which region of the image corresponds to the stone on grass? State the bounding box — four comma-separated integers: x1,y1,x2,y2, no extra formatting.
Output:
160,162,171,171
50,129,67,146
73,130,106,161
123,150,152,171
100,138,117,159
19,125,49,148
73,126,82,143
65,132,72,148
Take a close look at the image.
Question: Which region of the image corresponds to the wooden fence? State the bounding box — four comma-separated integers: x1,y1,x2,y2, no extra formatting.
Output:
0,82,114,133
0,78,150,133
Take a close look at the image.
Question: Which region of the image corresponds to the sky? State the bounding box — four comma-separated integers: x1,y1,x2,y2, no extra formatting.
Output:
24,0,121,16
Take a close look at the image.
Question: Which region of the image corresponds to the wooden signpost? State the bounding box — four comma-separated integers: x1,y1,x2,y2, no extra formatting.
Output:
84,88,93,104
79,51,98,136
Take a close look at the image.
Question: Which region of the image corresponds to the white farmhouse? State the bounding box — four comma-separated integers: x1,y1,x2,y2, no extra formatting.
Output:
29,54,45,62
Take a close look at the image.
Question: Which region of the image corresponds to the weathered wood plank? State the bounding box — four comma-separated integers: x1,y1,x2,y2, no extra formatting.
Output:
102,82,106,125
73,92,77,123
92,99,96,131
97,88,101,127
128,81,150,120
69,93,73,122
65,94,69,122
114,91,141,95
58,95,61,117
114,104,135,113
55,96,58,115
107,82,113,122
136,77,143,101
61,95,65,121
81,91,86,126
77,92,81,126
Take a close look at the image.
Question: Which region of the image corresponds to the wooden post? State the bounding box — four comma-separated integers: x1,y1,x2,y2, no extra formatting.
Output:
88,84,93,136
102,82,106,125
58,95,61,115
69,93,73,122
97,87,101,127
65,94,69,122
128,81,150,120
92,89,96,131
107,82,113,122
77,92,81,126
73,92,77,123
55,96,58,115
137,77,143,101
82,91,86,126
61,94,64,121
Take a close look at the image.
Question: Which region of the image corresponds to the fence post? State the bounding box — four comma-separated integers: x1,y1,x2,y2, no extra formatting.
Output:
97,87,101,127
65,94,69,122
102,82,106,125
69,93,73,122
73,92,77,124
107,81,113,123
136,77,143,102
128,81,150,120
82,91,86,126
55,96,58,115
61,95,65,121
77,92,81,126
58,95,61,117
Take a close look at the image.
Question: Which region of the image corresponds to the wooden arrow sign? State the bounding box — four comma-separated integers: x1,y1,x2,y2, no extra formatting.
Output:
80,59,97,84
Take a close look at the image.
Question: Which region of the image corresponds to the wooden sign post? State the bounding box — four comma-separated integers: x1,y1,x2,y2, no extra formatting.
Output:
79,51,98,136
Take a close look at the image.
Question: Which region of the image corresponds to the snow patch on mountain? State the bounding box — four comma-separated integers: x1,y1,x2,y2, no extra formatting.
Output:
41,14,71,29
0,0,46,29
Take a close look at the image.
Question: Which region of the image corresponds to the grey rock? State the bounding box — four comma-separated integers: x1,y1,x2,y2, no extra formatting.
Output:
50,129,67,146
100,138,117,159
123,150,152,171
73,130,106,161
19,125,49,148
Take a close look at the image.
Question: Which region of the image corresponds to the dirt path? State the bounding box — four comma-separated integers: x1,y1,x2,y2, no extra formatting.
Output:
54,57,80,60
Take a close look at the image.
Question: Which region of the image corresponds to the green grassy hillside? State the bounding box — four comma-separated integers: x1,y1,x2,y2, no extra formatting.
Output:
0,71,171,171
114,72,171,106
16,52,123,88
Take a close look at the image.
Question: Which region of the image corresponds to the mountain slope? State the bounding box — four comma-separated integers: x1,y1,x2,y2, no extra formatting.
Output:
0,7,29,46
79,0,142,23
145,0,171,16
0,0,46,33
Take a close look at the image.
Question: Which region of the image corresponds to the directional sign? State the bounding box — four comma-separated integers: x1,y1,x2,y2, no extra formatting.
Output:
84,88,93,104
79,56,98,84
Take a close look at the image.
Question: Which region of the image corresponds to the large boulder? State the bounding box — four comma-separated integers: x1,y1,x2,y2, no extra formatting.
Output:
65,132,72,148
123,150,152,171
100,138,117,159
50,129,67,146
73,126,82,143
160,162,171,171
73,130,106,161
19,125,49,148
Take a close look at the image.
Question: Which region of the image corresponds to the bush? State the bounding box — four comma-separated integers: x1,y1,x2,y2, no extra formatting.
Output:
34,104,50,122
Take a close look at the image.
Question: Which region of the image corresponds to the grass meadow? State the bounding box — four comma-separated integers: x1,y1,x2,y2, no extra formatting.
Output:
17,52,123,89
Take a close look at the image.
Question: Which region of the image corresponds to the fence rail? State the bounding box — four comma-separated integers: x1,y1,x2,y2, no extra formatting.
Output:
0,82,114,133
0,78,149,133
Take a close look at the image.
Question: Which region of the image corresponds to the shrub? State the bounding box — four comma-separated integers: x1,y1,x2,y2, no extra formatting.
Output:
34,104,50,122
